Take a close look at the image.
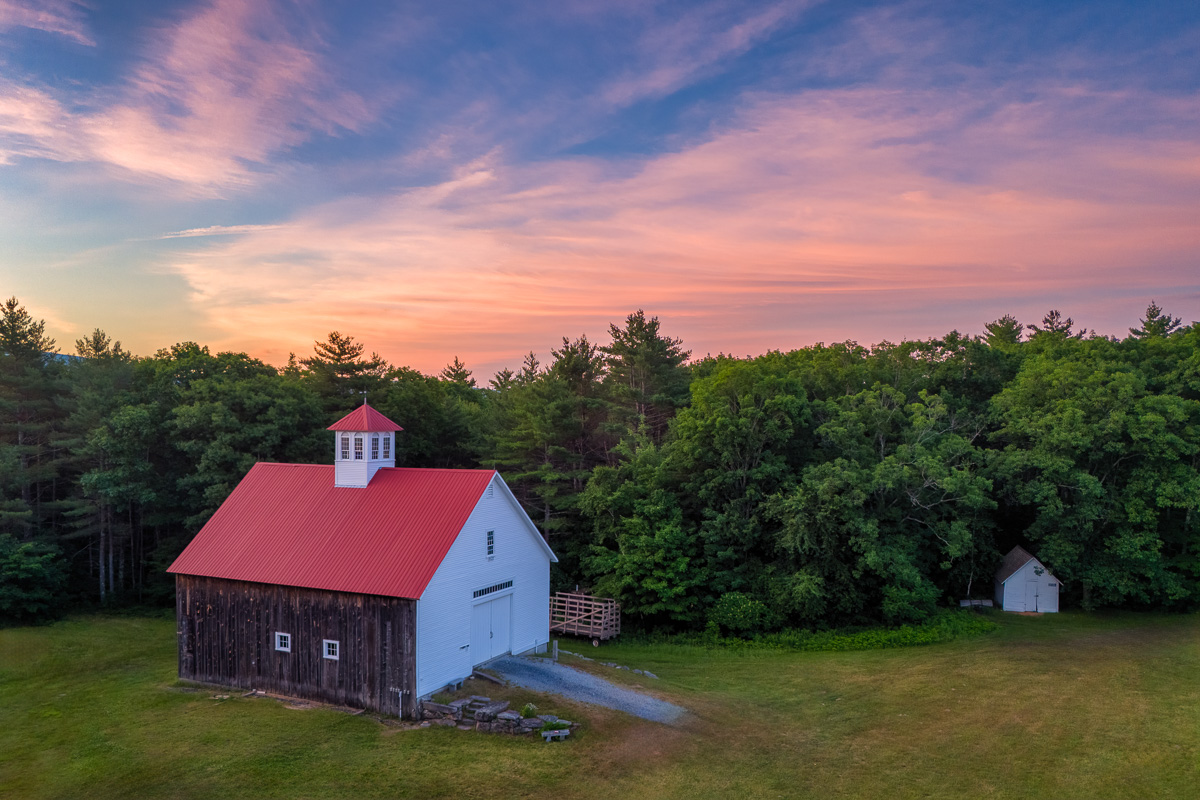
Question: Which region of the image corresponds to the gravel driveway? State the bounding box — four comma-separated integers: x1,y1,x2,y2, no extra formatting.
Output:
487,656,687,725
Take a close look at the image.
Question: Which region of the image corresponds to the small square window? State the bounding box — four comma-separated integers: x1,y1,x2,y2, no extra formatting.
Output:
275,632,291,652
487,530,495,557
354,436,364,460
323,639,340,660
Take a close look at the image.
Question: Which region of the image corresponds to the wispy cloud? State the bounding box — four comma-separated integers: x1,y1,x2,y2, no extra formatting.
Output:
160,224,284,239
601,0,813,107
0,83,85,164
0,0,93,46
1,0,374,193
161,83,1200,373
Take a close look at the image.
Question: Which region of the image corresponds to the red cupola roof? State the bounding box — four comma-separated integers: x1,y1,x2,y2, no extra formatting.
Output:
327,403,403,432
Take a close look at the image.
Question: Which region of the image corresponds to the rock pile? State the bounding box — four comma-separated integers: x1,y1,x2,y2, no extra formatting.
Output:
419,696,576,736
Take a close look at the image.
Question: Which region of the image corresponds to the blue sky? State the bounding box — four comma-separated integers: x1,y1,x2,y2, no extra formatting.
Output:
1,0,1197,375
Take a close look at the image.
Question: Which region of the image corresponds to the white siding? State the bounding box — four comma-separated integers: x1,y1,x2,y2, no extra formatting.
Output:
999,559,1061,612
414,474,553,697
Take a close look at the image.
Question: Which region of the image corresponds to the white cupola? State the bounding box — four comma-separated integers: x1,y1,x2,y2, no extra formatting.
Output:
327,402,403,488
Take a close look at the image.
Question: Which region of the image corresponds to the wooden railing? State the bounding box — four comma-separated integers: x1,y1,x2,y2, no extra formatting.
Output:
549,592,620,641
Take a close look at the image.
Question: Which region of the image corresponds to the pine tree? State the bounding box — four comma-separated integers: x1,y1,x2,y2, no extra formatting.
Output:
300,332,389,415
1029,309,1088,339
0,298,65,540
983,315,1023,348
1129,301,1184,339
601,310,691,443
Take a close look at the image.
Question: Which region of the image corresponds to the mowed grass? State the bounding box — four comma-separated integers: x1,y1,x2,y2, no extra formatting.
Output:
1,612,1198,800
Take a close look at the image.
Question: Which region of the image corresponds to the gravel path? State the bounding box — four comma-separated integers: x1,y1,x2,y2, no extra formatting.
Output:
487,656,687,725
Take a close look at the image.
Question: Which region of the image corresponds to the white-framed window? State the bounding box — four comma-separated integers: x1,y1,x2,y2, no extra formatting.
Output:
354,436,364,460
382,435,391,459
340,436,350,460
275,632,291,652
487,529,495,558
323,639,340,660
371,436,379,460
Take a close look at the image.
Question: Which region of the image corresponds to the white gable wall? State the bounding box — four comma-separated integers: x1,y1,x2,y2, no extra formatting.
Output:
414,474,553,698
997,559,1061,612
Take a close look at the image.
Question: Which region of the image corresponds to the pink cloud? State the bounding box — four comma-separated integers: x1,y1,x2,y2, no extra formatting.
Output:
0,0,93,46
0,83,86,164
2,0,373,192
160,85,1200,376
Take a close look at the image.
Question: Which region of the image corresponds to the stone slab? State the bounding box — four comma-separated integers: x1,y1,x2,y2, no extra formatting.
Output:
472,700,510,721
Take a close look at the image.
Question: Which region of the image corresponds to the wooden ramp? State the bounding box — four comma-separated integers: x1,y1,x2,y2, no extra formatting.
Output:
549,592,620,644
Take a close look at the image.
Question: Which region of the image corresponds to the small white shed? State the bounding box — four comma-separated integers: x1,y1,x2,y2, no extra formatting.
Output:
994,546,1061,613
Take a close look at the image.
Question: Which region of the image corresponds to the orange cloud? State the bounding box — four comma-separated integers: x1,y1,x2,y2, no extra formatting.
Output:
159,86,1200,376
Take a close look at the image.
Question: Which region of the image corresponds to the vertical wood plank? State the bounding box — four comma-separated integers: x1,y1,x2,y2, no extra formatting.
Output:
175,576,417,717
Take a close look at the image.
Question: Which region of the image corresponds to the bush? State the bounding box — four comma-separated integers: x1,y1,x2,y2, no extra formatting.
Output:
708,592,778,635
0,535,67,625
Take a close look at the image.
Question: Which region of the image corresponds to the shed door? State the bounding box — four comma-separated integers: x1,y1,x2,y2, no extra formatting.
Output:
1024,579,1038,612
470,596,512,666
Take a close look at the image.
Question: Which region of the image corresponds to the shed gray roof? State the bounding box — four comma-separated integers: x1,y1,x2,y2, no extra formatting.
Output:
996,546,1037,584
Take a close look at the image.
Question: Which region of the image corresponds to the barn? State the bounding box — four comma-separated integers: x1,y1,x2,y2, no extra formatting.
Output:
168,404,557,718
993,545,1061,613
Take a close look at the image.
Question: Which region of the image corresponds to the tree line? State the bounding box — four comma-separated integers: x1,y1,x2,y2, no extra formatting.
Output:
1,297,1196,632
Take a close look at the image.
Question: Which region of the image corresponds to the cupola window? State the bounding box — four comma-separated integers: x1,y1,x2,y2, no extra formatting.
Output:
371,436,380,460
382,435,391,459
340,436,350,460
354,436,364,460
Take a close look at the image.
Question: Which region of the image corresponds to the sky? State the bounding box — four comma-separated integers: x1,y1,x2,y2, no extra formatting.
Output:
1,0,1198,378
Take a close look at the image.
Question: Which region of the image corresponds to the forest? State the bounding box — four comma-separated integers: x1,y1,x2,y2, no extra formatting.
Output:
1,297,1197,633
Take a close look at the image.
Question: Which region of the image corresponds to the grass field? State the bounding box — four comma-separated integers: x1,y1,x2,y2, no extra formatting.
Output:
1,611,1198,799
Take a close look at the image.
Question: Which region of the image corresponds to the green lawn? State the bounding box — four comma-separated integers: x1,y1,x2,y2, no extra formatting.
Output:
2,611,1197,799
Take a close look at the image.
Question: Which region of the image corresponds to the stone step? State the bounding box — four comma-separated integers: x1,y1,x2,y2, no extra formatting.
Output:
472,700,511,722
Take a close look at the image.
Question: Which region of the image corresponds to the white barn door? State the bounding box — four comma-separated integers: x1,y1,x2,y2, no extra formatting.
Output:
490,597,510,659
470,596,512,666
1024,578,1038,612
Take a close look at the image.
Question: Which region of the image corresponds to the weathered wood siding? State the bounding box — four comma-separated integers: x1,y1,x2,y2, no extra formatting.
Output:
176,575,416,717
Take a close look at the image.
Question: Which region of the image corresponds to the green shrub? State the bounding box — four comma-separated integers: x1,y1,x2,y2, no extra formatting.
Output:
708,592,778,635
0,535,67,625
521,703,539,719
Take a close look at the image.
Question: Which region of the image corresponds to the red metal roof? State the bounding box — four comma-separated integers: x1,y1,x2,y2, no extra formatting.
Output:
168,464,494,599
328,403,403,432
